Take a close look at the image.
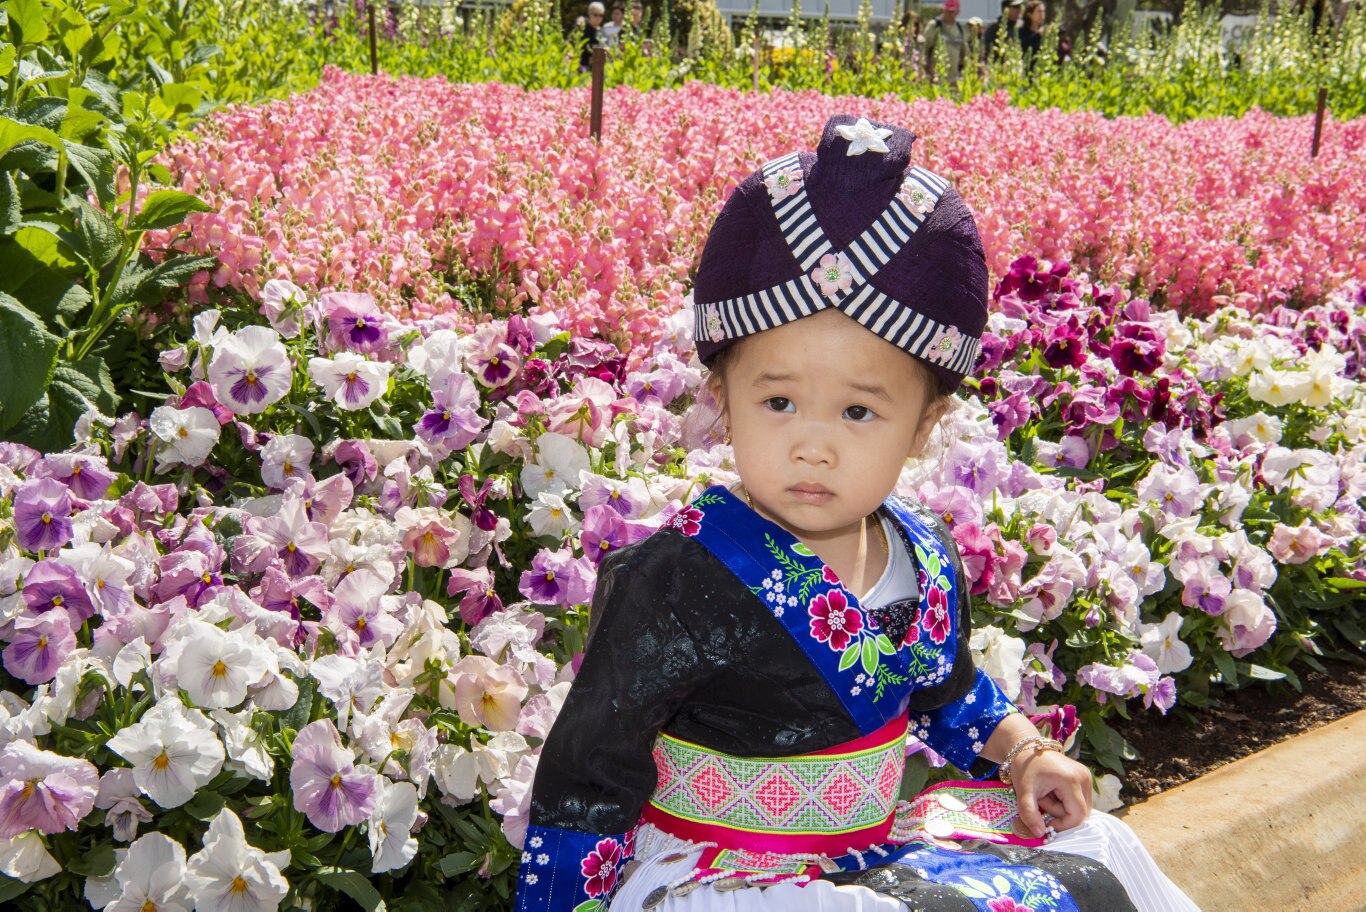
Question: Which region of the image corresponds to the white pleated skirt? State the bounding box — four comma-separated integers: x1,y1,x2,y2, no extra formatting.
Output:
612,811,1200,912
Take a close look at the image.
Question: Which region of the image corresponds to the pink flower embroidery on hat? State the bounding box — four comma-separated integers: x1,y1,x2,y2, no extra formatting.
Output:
812,252,854,299
925,324,964,365
704,305,726,342
764,165,804,202
898,175,936,216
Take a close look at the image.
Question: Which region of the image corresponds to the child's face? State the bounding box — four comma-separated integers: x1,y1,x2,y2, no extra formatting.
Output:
714,310,945,541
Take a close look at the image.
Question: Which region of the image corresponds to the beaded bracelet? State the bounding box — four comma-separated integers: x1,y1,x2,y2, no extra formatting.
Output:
999,735,1064,786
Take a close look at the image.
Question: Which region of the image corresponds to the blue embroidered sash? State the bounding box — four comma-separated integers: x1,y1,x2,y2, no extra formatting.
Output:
665,486,959,736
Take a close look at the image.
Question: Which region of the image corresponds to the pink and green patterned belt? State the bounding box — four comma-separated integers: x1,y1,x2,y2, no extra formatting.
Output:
641,712,908,858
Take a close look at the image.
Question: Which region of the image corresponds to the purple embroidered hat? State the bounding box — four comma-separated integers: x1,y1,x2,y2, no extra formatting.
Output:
691,113,989,393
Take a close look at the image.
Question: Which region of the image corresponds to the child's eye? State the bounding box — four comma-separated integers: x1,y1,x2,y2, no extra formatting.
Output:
844,405,877,422
764,397,795,413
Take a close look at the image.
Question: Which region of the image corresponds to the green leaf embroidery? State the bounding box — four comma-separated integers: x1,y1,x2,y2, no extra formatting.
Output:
875,633,897,655
860,637,878,676
790,542,816,557
838,643,861,672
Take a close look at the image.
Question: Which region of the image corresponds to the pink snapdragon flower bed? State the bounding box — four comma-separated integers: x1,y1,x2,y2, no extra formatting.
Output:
151,68,1366,346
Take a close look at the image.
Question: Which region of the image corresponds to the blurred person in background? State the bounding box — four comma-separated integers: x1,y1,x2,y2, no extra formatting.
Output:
601,3,625,47
922,0,968,85
1019,0,1046,72
578,1,605,73
984,0,1023,62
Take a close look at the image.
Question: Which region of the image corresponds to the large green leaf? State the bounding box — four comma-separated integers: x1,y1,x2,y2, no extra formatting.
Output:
62,142,117,205
63,198,122,269
0,293,61,432
131,189,213,232
6,357,118,450
0,115,63,158
0,228,90,326
315,868,387,912
142,253,217,289
0,171,19,235
6,0,50,47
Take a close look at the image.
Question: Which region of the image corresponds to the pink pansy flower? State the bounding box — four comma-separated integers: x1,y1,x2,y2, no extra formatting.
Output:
763,165,804,202
811,252,854,299
0,741,99,838
446,656,529,732
808,588,863,652
289,719,377,833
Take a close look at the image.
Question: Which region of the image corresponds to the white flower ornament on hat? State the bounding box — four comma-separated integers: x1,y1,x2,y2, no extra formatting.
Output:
764,165,804,201
834,117,894,156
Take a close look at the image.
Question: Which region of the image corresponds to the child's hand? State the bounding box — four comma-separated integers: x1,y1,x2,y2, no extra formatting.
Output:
1011,749,1093,838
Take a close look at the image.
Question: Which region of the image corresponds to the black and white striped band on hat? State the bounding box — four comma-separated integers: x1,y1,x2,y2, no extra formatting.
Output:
692,153,981,378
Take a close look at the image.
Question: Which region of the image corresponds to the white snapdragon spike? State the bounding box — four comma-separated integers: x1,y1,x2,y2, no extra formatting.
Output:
308,352,392,410
519,432,590,499
105,698,224,809
0,831,61,883
211,708,274,781
207,325,292,415
368,778,419,874
185,808,289,912
259,434,315,489
99,832,192,912
1139,612,1194,675
149,406,221,469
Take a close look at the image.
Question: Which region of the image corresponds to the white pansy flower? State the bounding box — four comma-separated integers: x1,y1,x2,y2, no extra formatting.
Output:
149,406,220,469
105,698,224,809
368,778,420,874
433,744,481,803
309,352,392,411
207,325,292,415
1138,612,1194,674
100,832,192,912
1093,774,1124,812
1247,367,1313,407
969,625,1026,701
171,620,270,710
0,832,61,883
259,433,315,489
520,432,590,499
211,708,274,781
185,808,289,912
527,492,578,538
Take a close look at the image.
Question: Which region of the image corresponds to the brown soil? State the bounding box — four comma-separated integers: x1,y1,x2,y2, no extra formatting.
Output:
1113,657,1366,804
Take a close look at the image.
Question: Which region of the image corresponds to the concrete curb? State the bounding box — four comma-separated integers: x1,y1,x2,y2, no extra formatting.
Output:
1117,708,1366,912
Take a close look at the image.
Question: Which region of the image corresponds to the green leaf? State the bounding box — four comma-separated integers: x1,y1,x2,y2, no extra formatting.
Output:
837,642,860,672
7,0,50,47
0,229,90,326
438,851,480,877
0,292,60,432
184,789,227,821
1246,664,1286,681
790,542,816,557
875,633,897,655
62,142,117,206
277,675,316,732
0,46,16,80
1212,649,1238,686
66,841,116,877
0,874,31,902
6,357,117,450
142,253,216,289
131,189,213,232
0,171,19,235
860,637,878,676
315,867,387,911
0,116,64,158
63,199,122,269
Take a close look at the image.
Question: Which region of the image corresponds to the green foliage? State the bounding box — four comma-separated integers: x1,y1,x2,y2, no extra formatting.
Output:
0,0,215,449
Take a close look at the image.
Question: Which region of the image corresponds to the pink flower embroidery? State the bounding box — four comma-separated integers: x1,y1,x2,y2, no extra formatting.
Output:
581,837,624,898
822,566,841,585
898,175,936,216
666,505,704,537
808,588,863,652
811,252,854,299
922,586,951,644
925,324,964,365
988,899,1035,912
764,165,804,202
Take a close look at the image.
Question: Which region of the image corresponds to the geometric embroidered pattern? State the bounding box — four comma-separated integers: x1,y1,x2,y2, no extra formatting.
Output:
649,724,905,836
902,781,1039,846
694,151,980,376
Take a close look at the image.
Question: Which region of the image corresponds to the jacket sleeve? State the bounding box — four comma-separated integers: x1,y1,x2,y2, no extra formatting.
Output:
516,534,717,911
900,500,1018,778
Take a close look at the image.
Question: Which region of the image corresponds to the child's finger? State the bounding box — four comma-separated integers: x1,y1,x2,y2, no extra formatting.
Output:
1013,783,1047,838
1037,792,1067,819
1052,782,1089,831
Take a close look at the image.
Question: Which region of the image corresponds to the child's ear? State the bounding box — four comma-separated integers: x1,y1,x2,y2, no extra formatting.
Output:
705,373,728,424
907,396,952,460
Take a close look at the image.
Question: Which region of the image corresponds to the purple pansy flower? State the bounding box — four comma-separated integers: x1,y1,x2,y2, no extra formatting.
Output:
13,477,75,553
22,560,95,625
323,292,388,353
518,549,595,607
289,719,377,832
0,740,98,838
3,610,76,685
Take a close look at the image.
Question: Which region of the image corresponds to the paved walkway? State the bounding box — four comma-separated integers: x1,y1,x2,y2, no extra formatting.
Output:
1118,709,1366,911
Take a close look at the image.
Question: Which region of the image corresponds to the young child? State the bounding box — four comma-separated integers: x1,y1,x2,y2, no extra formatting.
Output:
515,115,1198,912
